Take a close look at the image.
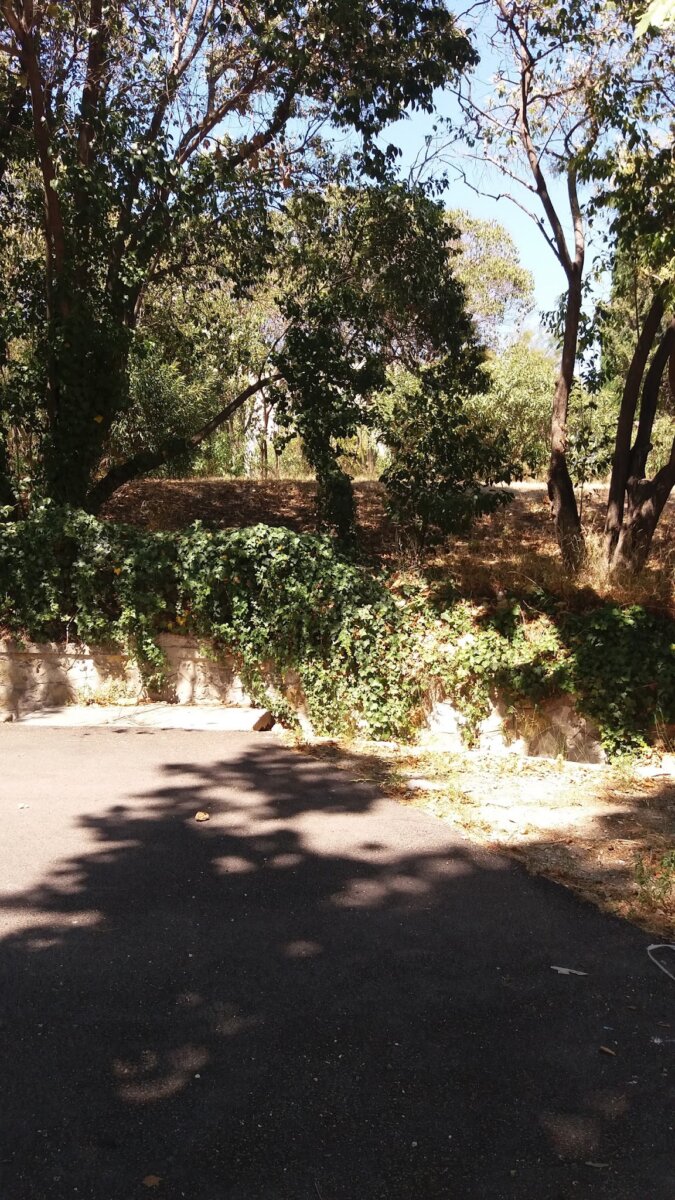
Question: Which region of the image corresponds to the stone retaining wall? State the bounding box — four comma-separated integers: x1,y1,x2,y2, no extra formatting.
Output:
0,635,251,715
1,636,606,762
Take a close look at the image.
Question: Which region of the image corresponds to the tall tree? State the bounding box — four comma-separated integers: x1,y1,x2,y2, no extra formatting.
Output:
446,209,534,348
585,2,675,571
448,0,606,568
0,0,475,510
443,0,674,573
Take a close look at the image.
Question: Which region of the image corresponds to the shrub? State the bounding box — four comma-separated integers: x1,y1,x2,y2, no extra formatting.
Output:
0,506,422,738
1,507,673,754
428,599,675,755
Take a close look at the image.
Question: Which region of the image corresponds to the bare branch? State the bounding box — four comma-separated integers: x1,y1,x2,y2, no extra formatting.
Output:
78,0,107,166
450,163,563,263
86,373,282,511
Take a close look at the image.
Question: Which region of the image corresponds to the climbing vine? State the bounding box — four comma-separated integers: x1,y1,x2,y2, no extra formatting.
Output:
1,508,673,753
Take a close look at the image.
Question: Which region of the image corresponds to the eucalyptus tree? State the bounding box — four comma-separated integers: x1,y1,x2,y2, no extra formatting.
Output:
446,209,534,348
584,2,675,571
447,0,618,568
447,0,674,572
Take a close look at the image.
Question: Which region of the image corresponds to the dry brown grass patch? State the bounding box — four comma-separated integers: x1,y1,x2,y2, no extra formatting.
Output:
104,478,675,612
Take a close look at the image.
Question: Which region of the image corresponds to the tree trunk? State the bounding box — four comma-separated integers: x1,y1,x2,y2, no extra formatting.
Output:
548,271,583,571
259,398,272,479
610,453,675,574
609,330,675,574
42,308,131,508
604,288,666,557
86,376,278,512
628,319,675,480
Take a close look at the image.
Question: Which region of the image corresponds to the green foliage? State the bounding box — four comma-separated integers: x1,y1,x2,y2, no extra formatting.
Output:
0,0,476,509
379,386,509,547
2,508,673,754
0,507,423,738
636,0,675,31
374,350,511,547
563,604,675,755
431,605,572,739
468,336,557,477
271,184,487,536
566,391,615,488
111,341,203,474
468,334,617,486
446,210,535,347
431,599,675,756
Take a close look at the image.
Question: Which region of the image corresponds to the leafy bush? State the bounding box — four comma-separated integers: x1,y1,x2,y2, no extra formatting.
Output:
1,507,673,753
563,605,675,755
380,372,514,545
0,506,422,738
430,599,675,755
467,336,556,477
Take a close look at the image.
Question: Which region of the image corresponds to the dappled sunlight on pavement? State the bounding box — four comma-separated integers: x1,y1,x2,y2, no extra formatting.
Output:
0,728,673,1198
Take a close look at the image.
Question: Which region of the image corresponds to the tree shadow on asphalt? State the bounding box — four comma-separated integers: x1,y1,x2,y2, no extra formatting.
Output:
1,736,673,1200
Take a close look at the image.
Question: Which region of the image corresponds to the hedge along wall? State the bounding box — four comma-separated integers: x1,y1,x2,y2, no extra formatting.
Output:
1,506,674,754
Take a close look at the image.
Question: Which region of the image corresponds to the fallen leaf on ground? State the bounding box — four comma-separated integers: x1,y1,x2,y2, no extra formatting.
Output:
599,1045,617,1056
142,1176,162,1188
194,811,210,822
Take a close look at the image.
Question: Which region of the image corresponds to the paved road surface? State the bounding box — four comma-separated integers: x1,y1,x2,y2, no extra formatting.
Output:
0,727,672,1199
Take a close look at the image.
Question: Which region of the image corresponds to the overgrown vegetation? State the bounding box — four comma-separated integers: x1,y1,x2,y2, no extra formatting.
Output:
0,506,424,737
2,507,674,754
1,2,673,562
441,598,675,756
0,0,673,848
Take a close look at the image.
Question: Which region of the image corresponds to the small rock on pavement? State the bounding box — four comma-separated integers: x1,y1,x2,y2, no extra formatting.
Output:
252,710,275,732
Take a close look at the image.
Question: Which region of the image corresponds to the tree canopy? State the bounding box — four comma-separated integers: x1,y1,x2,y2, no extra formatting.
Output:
0,0,476,514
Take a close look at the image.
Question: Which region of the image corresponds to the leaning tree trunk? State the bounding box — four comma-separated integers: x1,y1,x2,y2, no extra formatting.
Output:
605,289,667,561
610,452,675,574
609,324,675,574
548,270,583,571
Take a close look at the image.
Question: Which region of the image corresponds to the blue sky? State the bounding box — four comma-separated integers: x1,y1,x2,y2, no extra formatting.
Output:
386,103,572,324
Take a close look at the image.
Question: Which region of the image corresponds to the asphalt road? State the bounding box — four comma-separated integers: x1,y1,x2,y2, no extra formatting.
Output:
0,727,672,1199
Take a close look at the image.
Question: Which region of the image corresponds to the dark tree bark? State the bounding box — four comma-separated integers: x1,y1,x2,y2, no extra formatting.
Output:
610,323,675,574
628,318,675,479
610,447,675,574
604,288,667,556
504,13,586,571
548,267,584,570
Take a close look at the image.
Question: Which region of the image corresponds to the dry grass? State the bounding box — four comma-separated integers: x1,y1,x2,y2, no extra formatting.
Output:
103,478,675,613
428,484,675,614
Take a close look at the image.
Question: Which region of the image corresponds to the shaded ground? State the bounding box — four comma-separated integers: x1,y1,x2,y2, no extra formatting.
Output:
298,740,675,938
1,727,674,1199
102,478,675,610
103,478,396,560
